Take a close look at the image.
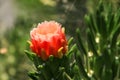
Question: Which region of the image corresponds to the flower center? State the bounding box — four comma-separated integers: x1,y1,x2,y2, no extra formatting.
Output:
38,24,58,35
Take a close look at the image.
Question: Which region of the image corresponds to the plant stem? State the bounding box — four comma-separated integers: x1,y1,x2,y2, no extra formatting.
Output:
63,72,73,80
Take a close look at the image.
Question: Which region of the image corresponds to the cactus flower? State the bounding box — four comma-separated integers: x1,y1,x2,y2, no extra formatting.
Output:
30,21,68,60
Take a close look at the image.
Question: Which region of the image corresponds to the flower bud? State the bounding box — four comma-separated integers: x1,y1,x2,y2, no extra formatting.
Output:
30,21,68,60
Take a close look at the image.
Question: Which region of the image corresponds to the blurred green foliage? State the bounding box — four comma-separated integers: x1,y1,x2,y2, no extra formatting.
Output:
0,0,58,80
0,0,120,80
76,0,120,79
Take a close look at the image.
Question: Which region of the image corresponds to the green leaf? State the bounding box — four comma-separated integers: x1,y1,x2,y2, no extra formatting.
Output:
73,65,82,80
94,56,104,78
101,66,112,80
24,50,35,61
112,56,120,79
40,64,53,80
28,71,44,80
67,44,77,57
75,51,90,80
87,29,98,56
47,58,60,77
111,27,120,48
76,28,87,55
114,9,120,29
107,5,114,35
84,14,97,37
95,3,107,38
68,37,74,47
102,49,112,69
